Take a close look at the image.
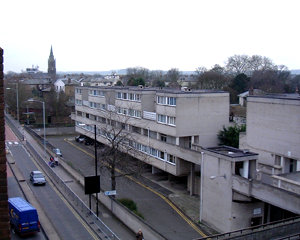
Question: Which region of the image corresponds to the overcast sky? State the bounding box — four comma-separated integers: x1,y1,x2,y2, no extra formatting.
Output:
2,0,300,73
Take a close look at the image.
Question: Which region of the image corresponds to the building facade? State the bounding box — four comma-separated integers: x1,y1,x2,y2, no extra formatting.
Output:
72,86,230,193
200,94,300,233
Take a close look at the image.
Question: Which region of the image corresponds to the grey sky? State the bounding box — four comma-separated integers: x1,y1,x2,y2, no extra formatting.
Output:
2,0,300,73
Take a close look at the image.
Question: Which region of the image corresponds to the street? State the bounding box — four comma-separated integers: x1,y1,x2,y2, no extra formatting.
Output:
48,135,205,240
6,124,98,240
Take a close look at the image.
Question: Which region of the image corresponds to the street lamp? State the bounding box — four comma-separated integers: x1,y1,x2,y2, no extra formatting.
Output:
27,99,46,159
78,123,99,217
6,83,19,122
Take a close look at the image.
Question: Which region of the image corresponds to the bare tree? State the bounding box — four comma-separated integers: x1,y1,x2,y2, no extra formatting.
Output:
226,54,276,75
97,103,148,193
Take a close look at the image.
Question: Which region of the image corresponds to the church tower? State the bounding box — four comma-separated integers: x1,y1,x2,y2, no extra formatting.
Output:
48,46,56,81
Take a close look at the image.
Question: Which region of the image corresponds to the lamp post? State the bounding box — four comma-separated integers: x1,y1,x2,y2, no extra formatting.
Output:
27,99,46,159
6,83,19,122
79,123,99,217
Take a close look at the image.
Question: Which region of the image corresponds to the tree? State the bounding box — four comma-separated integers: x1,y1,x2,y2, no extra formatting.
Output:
196,65,229,90
127,77,145,86
166,68,180,83
97,105,147,194
230,73,250,93
218,125,246,148
250,67,291,93
226,55,276,75
125,67,150,85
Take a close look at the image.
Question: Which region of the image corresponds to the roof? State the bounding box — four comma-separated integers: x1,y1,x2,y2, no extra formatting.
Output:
78,85,227,95
21,78,52,85
8,197,35,211
205,146,258,158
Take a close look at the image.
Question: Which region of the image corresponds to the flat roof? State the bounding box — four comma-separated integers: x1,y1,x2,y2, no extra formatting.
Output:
205,146,258,158
78,85,227,94
248,93,300,101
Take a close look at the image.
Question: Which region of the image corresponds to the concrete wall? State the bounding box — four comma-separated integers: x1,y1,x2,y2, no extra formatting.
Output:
176,93,229,147
202,153,233,232
246,96,300,163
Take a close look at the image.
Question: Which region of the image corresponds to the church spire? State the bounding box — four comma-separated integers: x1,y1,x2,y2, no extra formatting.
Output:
48,45,56,81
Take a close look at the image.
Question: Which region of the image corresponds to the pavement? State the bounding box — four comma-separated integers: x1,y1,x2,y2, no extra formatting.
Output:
6,114,217,239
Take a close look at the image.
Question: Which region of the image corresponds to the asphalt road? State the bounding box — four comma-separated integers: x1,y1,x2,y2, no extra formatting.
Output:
7,141,97,240
7,163,47,240
48,135,203,240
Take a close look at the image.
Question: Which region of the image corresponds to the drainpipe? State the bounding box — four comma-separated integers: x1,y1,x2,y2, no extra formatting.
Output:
200,151,204,222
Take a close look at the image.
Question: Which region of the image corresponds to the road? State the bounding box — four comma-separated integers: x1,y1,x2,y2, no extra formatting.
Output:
48,135,204,240
7,162,47,240
6,127,98,240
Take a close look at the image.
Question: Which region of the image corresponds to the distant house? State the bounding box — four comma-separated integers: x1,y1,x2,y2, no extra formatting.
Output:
80,76,119,87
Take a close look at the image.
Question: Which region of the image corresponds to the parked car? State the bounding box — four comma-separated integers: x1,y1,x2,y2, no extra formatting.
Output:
30,171,46,185
84,137,94,145
53,148,62,157
8,197,40,235
75,135,86,143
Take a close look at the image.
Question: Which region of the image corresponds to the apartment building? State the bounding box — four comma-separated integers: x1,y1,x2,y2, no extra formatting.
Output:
198,93,300,233
72,85,230,194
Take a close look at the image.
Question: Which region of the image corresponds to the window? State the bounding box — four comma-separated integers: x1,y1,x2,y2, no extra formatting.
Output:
76,88,82,94
86,113,89,119
157,96,167,104
123,93,127,99
167,154,175,163
160,134,167,142
157,96,176,106
168,97,176,106
168,116,176,126
157,114,167,123
116,92,122,99
157,114,176,126
75,99,82,105
101,104,106,110
129,93,134,100
159,151,165,160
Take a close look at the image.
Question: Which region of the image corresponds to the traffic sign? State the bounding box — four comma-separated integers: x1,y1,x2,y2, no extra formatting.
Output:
104,190,117,196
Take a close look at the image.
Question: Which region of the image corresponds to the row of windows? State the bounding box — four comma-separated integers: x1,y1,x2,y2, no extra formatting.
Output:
75,99,82,105
129,141,175,164
78,101,175,126
157,114,176,126
76,121,176,164
116,92,141,102
117,107,142,118
89,101,106,110
157,96,176,106
89,89,105,97
76,89,82,94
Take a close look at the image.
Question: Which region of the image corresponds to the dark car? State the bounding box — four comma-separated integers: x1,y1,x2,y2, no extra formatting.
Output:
84,137,94,145
75,135,86,143
30,171,46,185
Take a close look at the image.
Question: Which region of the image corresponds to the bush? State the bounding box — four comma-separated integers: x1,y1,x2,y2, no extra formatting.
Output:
118,198,144,219
118,198,137,211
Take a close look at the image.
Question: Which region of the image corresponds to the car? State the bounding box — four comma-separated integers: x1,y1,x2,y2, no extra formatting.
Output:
53,148,62,157
84,137,94,145
30,171,46,185
75,135,86,143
